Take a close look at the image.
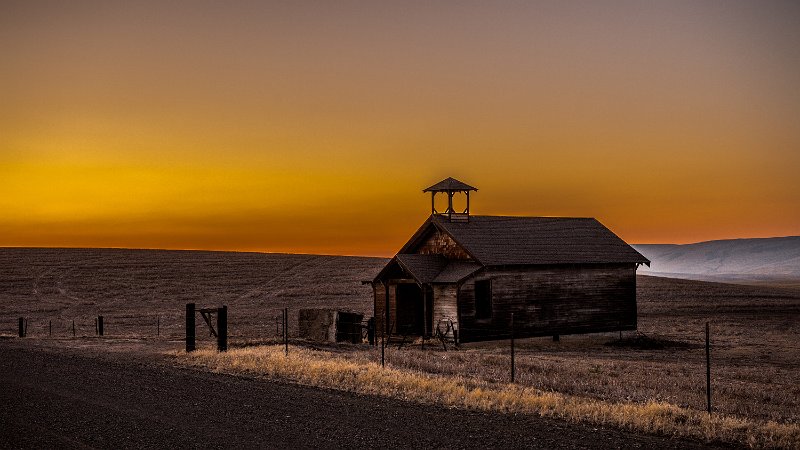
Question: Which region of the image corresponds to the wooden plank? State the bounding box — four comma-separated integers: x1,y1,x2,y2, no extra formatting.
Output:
200,310,218,337
457,264,638,342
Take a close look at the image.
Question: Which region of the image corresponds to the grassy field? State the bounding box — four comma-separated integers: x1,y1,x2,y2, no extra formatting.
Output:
0,247,383,338
2,248,799,447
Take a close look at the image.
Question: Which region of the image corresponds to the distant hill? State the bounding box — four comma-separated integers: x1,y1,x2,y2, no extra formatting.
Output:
633,236,800,286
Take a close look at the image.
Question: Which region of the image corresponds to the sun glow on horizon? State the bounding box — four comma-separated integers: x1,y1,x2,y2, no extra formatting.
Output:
2,1,799,256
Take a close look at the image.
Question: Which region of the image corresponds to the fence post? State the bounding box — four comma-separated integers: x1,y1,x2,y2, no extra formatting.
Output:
98,316,104,336
18,318,24,338
283,307,288,356
381,329,385,368
186,303,196,352
217,306,228,352
510,313,515,383
368,317,375,346
706,321,711,414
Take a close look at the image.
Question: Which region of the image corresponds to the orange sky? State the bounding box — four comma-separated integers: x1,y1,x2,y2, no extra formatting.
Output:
2,1,799,256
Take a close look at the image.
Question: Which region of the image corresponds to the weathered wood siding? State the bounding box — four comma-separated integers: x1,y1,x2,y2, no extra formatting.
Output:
416,230,471,260
457,264,637,342
388,282,397,333
374,284,386,334
432,285,459,339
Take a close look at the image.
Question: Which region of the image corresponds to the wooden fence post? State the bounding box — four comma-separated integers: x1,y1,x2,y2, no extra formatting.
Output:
510,313,515,383
186,303,196,352
283,307,289,356
217,306,227,352
706,321,712,414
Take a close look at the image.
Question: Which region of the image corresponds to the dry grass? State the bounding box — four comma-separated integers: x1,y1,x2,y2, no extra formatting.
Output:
3,248,800,447
0,247,385,338
175,345,800,448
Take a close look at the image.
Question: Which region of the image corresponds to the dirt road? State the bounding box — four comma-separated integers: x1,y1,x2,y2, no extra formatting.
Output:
0,342,721,449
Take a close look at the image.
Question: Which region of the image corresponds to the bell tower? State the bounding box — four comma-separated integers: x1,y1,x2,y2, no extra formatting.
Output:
423,177,477,222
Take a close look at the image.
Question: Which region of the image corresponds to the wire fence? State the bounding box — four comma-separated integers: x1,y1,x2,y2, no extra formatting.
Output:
3,310,797,424
1,307,373,344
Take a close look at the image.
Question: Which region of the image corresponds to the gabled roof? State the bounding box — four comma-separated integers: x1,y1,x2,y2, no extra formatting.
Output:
432,261,482,283
375,214,649,284
373,254,481,285
423,177,478,192
402,215,650,266
395,254,449,284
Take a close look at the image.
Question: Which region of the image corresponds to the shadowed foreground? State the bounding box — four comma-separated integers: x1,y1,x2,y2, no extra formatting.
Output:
0,344,717,449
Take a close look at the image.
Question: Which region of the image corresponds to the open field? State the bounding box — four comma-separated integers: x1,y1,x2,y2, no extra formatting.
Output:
2,248,799,447
0,247,383,338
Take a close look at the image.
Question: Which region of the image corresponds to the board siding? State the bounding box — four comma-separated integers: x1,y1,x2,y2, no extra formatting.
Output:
432,285,459,339
388,283,397,333
374,285,386,334
457,264,637,342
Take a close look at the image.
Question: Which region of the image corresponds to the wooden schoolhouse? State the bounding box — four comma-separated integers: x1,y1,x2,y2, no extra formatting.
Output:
371,177,650,343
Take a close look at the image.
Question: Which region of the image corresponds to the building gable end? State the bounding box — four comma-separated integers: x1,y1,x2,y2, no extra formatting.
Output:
414,229,472,260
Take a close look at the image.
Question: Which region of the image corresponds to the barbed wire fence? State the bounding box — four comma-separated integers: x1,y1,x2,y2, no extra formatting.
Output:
1,309,742,419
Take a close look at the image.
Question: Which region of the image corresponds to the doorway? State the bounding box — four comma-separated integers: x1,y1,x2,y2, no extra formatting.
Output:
395,284,433,336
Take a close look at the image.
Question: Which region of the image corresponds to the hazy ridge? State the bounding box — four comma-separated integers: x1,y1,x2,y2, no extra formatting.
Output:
633,236,800,285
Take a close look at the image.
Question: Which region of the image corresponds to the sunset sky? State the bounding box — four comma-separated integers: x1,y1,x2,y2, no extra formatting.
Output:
2,1,799,256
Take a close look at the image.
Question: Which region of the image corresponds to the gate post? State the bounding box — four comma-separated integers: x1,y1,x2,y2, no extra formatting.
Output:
217,305,227,352
186,303,196,352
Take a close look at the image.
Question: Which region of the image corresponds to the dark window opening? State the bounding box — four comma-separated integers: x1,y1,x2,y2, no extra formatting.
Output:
396,283,424,335
475,279,492,320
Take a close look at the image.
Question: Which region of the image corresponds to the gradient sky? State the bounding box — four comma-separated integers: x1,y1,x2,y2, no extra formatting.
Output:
2,1,799,256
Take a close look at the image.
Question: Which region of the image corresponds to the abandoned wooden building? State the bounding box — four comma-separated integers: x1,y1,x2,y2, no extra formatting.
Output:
371,177,650,343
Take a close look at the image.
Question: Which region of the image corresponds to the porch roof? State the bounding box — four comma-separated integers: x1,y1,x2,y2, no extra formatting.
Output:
395,254,448,284
432,260,482,283
378,254,482,285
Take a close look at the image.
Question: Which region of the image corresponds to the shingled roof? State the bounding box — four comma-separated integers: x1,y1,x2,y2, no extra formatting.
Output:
423,177,478,192
404,215,650,266
378,254,482,285
432,260,483,283
395,254,449,284
375,214,648,285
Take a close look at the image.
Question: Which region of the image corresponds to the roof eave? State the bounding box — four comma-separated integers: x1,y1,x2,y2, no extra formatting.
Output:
397,215,437,255
372,257,399,284
394,256,427,285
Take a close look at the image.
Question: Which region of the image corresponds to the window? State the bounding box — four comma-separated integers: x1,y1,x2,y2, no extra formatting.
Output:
475,279,492,320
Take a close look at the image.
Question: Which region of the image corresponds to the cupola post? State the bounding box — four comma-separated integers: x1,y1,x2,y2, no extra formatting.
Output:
423,177,478,222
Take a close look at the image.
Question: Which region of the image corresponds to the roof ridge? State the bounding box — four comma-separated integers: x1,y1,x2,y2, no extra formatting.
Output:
430,214,648,266
436,214,599,220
